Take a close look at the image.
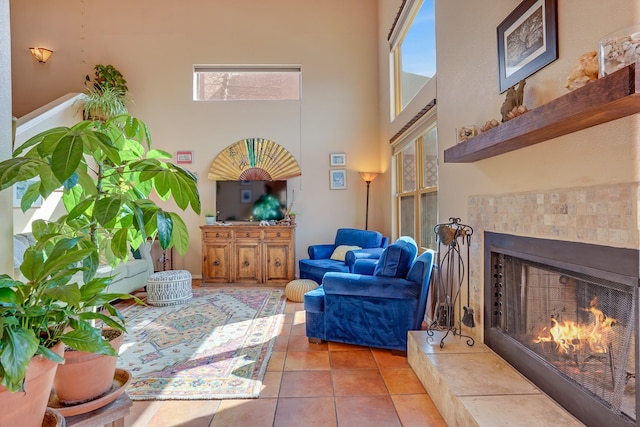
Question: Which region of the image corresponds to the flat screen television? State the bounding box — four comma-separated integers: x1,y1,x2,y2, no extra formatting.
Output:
216,180,287,222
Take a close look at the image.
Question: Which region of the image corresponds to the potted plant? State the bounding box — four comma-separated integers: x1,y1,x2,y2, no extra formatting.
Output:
82,64,131,121
205,210,216,225
0,113,200,423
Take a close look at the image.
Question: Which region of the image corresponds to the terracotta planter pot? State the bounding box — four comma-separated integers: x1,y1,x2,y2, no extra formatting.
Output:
0,341,64,427
53,329,125,405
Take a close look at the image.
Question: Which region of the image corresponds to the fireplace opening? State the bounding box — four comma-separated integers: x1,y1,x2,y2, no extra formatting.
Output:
484,232,639,427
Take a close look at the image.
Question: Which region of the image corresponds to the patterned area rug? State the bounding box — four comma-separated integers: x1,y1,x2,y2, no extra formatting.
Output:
117,287,286,400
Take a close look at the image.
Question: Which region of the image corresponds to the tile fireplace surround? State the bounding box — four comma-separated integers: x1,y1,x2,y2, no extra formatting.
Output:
408,182,639,426
467,182,639,341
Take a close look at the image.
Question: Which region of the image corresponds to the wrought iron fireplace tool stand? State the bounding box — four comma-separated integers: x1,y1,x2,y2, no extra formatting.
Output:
427,217,475,348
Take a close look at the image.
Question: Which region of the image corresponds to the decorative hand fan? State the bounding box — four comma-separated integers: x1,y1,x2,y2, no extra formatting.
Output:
208,138,301,181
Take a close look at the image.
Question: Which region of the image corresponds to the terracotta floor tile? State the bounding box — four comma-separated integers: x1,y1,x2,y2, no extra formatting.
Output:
391,394,447,427
282,312,294,324
284,301,297,314
290,322,307,336
259,371,283,398
335,395,401,427
332,369,388,396
284,351,331,371
267,351,286,372
329,349,377,369
273,335,290,352
273,397,337,427
380,368,426,394
287,334,329,352
293,310,306,325
275,320,292,337
371,347,411,369
210,398,277,427
279,370,334,397
145,400,218,427
125,401,163,427
328,341,369,351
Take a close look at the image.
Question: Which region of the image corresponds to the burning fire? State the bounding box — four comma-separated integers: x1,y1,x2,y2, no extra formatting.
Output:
533,297,616,355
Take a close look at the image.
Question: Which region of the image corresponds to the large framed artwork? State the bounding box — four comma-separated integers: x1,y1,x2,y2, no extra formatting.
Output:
497,0,558,93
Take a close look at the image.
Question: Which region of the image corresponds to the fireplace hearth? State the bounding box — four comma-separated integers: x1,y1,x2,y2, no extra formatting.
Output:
484,232,639,427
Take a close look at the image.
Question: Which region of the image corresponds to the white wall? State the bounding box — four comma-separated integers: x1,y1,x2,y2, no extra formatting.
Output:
0,0,12,276
10,0,383,276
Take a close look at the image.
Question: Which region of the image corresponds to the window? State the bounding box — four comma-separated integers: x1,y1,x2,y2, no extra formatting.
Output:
390,0,436,116
193,66,301,101
395,124,438,251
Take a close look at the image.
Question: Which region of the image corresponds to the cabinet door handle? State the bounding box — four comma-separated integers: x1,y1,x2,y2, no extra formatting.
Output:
213,260,220,266
215,233,220,238
276,232,281,237
246,232,250,237
274,259,281,267
244,260,250,267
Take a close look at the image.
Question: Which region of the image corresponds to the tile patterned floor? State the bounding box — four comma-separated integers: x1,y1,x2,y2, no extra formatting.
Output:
122,284,446,427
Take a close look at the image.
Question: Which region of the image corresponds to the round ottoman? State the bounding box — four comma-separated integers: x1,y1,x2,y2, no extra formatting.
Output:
146,270,193,306
285,279,319,302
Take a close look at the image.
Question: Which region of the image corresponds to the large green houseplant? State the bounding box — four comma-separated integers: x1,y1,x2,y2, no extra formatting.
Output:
0,113,200,423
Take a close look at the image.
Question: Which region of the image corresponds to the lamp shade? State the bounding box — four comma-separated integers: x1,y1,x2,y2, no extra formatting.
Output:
29,48,53,63
359,172,379,183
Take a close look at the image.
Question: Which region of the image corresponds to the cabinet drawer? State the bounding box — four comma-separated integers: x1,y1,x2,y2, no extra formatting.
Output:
204,230,232,240
264,229,291,239
235,230,262,239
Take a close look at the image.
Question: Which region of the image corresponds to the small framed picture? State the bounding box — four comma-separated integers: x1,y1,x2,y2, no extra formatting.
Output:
330,153,346,167
240,189,252,203
329,169,347,190
176,150,193,164
13,178,42,208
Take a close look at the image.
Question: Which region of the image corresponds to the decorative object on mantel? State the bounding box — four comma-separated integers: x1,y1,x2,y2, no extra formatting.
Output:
506,105,529,121
456,126,478,143
480,119,500,132
444,63,640,163
427,217,474,349
599,24,640,77
497,0,558,93
208,138,301,181
565,51,599,91
500,79,526,122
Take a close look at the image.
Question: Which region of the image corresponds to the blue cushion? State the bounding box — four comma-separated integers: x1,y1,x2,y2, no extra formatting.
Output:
334,228,383,249
373,236,418,278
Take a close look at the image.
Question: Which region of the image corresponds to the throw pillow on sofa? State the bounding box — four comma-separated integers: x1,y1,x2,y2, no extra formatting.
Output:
373,237,418,278
330,245,362,261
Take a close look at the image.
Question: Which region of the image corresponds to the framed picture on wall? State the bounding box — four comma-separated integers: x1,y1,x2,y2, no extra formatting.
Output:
497,0,558,93
176,150,193,164
329,169,347,190
330,153,346,167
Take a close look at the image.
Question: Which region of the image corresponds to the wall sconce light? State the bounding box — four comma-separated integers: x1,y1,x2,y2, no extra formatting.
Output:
29,47,53,63
359,172,379,230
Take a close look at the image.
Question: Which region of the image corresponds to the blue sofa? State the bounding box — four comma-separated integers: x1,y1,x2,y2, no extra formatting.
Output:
304,237,435,352
298,228,389,284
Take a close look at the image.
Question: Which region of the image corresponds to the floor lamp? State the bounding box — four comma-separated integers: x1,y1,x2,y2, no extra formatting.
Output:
359,172,379,230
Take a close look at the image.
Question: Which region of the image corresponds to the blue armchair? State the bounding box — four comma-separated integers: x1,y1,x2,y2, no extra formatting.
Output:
298,228,388,284
304,237,435,352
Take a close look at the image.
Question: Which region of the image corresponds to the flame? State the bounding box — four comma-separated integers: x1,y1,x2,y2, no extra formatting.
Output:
533,297,616,355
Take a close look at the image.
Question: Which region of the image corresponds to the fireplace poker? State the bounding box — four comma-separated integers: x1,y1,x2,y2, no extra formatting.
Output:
462,230,475,328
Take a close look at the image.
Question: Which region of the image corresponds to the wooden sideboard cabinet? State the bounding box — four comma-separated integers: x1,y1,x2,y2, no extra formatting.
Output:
201,224,295,285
